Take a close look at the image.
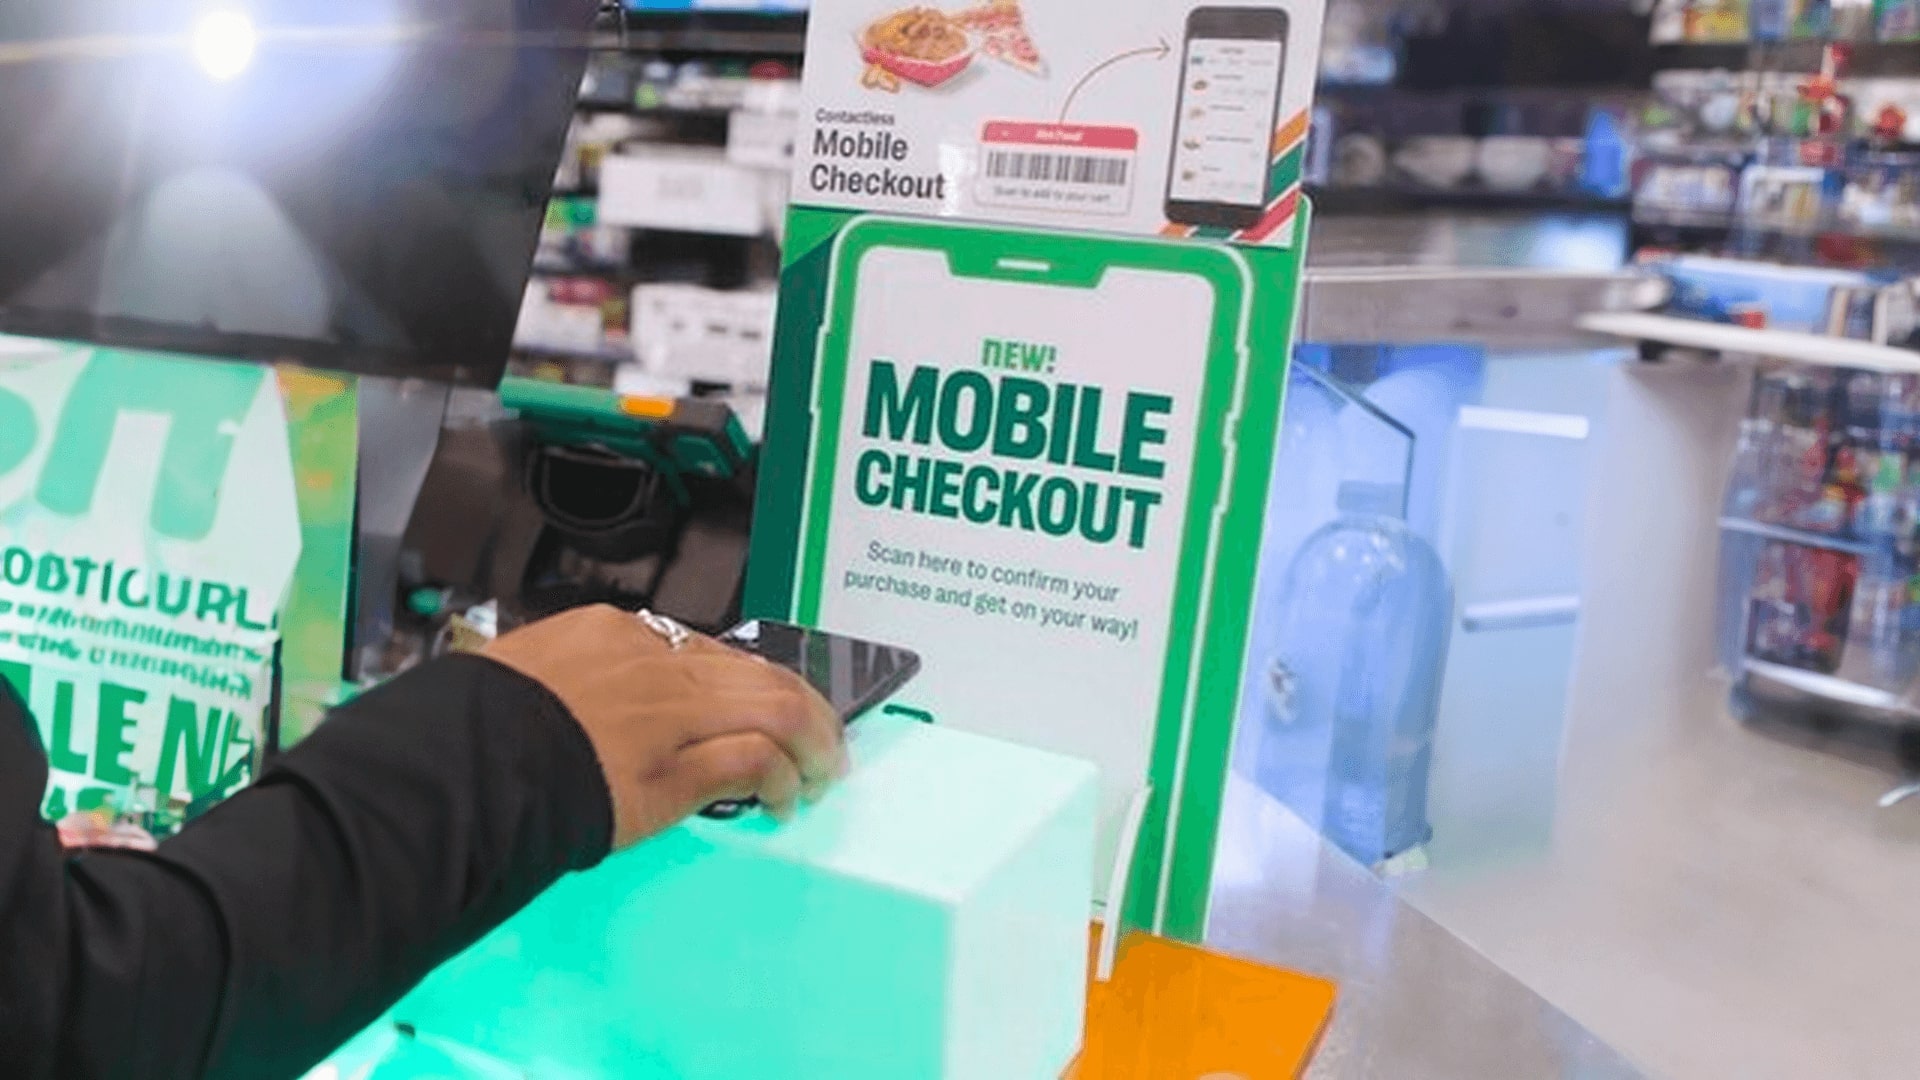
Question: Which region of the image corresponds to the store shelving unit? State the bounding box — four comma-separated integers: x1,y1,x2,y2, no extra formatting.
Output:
1573,207,1920,797
1633,21,1920,271
589,11,806,57
511,6,803,390
1745,658,1908,712
1652,39,1920,78
1635,205,1920,241
1612,294,1920,804
512,340,636,366
1306,4,1650,216
1718,515,1879,555
576,101,739,120
1306,185,1631,216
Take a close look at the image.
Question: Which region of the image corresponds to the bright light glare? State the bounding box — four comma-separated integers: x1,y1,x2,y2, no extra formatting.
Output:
193,10,257,81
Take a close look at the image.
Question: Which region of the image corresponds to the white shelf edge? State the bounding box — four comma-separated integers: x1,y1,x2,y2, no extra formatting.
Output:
1744,658,1907,713
1578,312,1920,374
1716,517,1874,555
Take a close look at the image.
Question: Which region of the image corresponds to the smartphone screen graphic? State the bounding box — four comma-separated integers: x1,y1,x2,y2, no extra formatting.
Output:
720,620,922,726
1165,8,1289,230
701,620,921,820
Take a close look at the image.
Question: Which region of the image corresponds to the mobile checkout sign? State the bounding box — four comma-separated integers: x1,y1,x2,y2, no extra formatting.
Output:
749,0,1323,942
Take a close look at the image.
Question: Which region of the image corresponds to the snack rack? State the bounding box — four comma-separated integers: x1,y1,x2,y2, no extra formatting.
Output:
1549,315,1920,811
1714,358,1920,793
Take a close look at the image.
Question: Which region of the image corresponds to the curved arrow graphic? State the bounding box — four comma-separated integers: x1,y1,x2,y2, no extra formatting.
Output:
1058,38,1172,123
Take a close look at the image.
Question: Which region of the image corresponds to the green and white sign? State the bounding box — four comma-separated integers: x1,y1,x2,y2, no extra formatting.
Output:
749,211,1306,941
0,336,336,818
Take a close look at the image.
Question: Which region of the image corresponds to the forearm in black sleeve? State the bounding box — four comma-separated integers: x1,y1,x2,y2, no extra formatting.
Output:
0,654,614,1080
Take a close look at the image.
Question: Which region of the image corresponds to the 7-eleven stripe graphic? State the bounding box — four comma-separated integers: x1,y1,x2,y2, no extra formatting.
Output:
1160,109,1311,245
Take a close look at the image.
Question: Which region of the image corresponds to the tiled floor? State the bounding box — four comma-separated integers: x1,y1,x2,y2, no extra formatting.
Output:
1397,358,1920,1079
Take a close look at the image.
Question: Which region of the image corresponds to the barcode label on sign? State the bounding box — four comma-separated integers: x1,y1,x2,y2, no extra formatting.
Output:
976,121,1138,217
983,150,1132,187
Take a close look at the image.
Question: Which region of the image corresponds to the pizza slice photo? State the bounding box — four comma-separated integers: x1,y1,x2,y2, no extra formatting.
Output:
957,0,1047,76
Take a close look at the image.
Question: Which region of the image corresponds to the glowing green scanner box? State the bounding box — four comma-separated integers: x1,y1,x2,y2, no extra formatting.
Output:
315,713,1100,1080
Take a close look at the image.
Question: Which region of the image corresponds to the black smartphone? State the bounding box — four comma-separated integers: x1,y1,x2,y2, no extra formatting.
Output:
700,620,923,819
1164,6,1290,231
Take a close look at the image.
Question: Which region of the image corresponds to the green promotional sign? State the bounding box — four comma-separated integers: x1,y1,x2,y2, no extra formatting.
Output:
0,336,356,817
749,210,1306,942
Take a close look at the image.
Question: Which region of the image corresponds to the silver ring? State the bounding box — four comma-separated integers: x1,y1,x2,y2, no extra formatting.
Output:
635,609,693,651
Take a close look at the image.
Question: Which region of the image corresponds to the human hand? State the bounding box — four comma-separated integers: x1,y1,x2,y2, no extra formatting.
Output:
484,605,846,849
55,810,158,852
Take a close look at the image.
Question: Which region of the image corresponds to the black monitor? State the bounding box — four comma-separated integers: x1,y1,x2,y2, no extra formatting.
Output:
0,0,600,387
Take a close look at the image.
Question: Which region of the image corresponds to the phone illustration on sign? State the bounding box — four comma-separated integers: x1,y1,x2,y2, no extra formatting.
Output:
1164,6,1289,230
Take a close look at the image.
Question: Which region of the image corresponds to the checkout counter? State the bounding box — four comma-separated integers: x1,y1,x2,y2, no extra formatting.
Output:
304,264,1656,1078
1214,776,1639,1078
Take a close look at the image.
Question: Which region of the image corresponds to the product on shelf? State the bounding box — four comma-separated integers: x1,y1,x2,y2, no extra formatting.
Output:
1732,368,1910,537
1879,0,1920,41
599,148,772,236
1726,367,1920,689
1835,151,1920,233
1391,136,1477,190
515,27,800,387
1801,0,1839,38
1746,538,1860,672
1742,164,1833,231
515,276,631,358
632,284,778,387
538,196,635,274
1755,0,1793,39
1638,159,1744,219
557,113,650,191
1830,0,1880,40
1644,252,1896,329
1690,0,1755,43
1476,136,1554,192
1656,0,1920,40
1330,132,1389,187
1635,32,1920,265
1653,0,1690,43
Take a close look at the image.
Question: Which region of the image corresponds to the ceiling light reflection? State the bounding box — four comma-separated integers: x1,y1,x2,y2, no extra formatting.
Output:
193,10,257,81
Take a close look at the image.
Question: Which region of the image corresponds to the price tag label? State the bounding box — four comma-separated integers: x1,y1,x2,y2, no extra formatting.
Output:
974,122,1138,217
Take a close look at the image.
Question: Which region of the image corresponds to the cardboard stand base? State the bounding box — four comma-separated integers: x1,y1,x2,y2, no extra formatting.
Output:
1070,927,1336,1080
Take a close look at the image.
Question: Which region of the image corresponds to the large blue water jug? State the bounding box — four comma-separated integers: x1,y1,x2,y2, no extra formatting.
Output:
1255,481,1454,868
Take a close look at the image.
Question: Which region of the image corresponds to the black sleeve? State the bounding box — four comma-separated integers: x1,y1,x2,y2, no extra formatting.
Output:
0,653,614,1080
